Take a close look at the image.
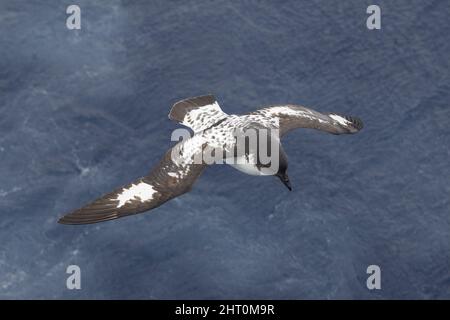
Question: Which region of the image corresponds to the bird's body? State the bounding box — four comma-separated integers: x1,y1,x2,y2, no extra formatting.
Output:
59,95,363,225
176,113,280,176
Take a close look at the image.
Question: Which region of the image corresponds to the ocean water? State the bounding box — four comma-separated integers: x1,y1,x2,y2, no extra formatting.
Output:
0,0,449,299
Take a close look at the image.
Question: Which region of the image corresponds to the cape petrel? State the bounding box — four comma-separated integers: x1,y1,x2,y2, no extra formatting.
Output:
59,95,363,224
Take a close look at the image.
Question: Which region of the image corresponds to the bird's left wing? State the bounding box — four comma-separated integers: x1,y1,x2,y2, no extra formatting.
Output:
58,143,206,225
252,105,363,137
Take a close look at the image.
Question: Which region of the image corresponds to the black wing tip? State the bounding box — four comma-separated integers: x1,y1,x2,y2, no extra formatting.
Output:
57,217,67,224
330,113,364,133
57,213,117,225
345,115,364,131
58,216,93,225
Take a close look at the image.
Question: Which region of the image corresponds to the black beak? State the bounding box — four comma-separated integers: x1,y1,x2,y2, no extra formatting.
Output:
278,174,292,191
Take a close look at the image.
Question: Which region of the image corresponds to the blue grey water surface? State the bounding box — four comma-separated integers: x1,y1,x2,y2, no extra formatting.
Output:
0,0,449,299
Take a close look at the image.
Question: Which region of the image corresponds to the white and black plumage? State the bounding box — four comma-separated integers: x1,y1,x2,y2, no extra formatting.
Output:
58,95,363,225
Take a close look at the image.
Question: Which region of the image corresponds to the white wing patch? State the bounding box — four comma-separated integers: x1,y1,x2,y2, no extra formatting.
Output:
265,106,326,124
116,182,157,208
329,114,351,126
182,102,228,132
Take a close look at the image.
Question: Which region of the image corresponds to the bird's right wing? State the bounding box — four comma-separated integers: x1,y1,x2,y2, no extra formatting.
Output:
58,141,207,225
252,105,363,137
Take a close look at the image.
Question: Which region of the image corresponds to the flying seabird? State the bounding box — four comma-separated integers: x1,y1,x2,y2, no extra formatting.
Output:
58,95,363,225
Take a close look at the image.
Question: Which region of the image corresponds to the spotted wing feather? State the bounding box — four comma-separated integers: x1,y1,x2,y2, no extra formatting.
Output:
253,105,363,136
58,147,206,225
169,95,228,132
